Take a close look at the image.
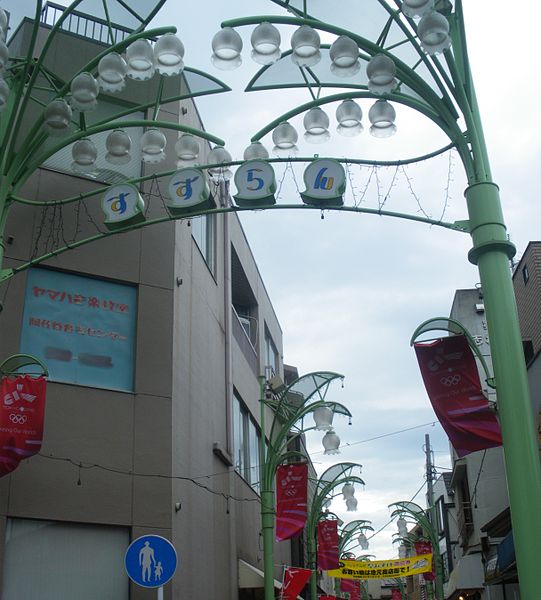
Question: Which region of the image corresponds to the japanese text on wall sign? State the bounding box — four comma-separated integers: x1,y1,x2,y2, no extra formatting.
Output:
32,286,129,313
28,318,127,341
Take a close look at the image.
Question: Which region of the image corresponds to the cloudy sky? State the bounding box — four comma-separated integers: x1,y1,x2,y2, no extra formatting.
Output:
4,0,540,559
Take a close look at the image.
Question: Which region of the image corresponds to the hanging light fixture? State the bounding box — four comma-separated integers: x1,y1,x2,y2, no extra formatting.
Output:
251,22,281,65
342,482,355,499
367,54,397,95
0,77,9,111
105,129,132,165
291,25,321,67
368,99,397,138
0,39,9,71
397,516,408,536
358,533,369,550
0,8,7,40
71,137,97,172
211,28,243,70
175,133,200,162
336,99,363,137
70,72,99,111
272,121,298,151
243,141,269,160
322,430,340,455
141,127,166,163
398,545,408,558
402,0,434,18
98,52,128,93
346,497,358,512
313,406,334,431
154,33,185,76
304,107,330,143
126,39,155,80
44,99,72,136
417,11,452,55
330,35,360,77
207,145,233,180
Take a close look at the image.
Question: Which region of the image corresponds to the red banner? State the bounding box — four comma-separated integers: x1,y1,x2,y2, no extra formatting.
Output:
317,519,340,570
341,578,361,599
391,589,403,600
415,541,436,582
276,463,308,541
0,376,47,476
414,335,502,457
281,567,312,600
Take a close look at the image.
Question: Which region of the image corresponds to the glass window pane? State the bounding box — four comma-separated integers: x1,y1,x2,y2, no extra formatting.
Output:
233,395,245,475
191,214,215,272
248,419,261,494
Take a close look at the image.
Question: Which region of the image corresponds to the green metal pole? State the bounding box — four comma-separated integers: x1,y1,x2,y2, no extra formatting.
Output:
307,534,318,600
466,181,541,600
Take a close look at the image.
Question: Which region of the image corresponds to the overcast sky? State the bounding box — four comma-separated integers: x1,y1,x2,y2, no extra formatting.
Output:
3,0,540,559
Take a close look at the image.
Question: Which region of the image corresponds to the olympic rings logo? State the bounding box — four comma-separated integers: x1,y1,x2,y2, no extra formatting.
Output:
440,375,461,386
9,414,27,424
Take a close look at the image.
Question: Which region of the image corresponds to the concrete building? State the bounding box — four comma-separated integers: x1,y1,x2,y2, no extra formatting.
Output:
0,5,294,599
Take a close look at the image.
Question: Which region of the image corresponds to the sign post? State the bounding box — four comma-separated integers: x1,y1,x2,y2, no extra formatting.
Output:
125,534,177,599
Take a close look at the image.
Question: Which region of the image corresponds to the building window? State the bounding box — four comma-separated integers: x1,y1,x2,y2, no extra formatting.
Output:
3,518,129,599
522,264,530,284
264,327,279,378
20,268,137,391
233,393,261,493
191,214,215,272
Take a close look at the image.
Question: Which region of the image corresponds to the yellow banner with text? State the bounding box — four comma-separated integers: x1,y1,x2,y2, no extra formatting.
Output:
327,554,433,580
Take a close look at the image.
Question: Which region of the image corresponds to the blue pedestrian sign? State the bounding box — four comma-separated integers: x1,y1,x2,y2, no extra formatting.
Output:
125,535,177,588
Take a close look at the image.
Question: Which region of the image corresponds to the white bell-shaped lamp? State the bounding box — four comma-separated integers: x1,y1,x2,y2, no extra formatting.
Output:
402,0,434,18
207,145,233,180
0,39,9,71
71,137,97,172
154,33,185,76
243,141,269,160
313,406,334,431
367,54,397,95
417,11,451,55
291,25,321,67
368,99,397,138
0,8,7,40
126,39,155,80
98,52,127,92
322,430,340,455
272,121,298,150
304,107,330,143
398,545,408,558
0,77,9,111
251,22,281,65
44,99,72,136
211,28,243,70
175,133,200,162
330,35,359,77
105,129,132,165
336,99,363,137
346,497,358,512
397,516,408,536
141,127,166,163
358,533,369,550
342,482,355,499
70,72,99,111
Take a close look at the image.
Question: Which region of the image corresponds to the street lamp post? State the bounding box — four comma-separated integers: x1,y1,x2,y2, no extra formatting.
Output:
390,501,443,600
338,520,374,600
258,372,353,600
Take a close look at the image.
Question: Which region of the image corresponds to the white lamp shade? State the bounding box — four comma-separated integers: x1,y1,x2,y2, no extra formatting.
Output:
358,533,369,550
207,146,233,180
141,127,166,163
313,406,334,431
212,27,243,68
243,141,269,160
0,9,7,39
126,39,155,80
367,54,397,95
346,497,358,512
336,99,362,128
44,99,72,136
402,0,434,18
105,129,132,165
342,482,355,499
330,35,359,69
154,33,185,76
0,77,9,111
369,99,397,138
322,430,340,455
175,134,200,161
398,545,408,558
272,121,298,149
98,52,127,92
397,516,408,536
251,22,281,57
70,72,99,111
303,107,330,136
71,137,97,172
0,39,9,71
291,25,321,67
417,11,451,55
